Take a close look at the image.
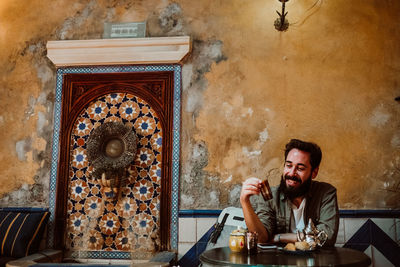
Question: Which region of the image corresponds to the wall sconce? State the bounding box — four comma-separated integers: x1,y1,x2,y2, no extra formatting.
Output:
275,0,289,31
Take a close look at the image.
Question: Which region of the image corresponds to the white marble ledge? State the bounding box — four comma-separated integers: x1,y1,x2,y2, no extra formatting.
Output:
47,36,191,66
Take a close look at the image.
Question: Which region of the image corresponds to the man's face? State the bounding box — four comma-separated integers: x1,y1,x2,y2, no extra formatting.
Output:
280,148,319,198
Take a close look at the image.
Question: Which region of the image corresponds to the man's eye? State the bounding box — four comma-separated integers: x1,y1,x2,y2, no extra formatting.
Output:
297,167,305,171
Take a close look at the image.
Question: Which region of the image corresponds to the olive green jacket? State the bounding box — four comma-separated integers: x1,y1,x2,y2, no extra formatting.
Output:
254,181,339,247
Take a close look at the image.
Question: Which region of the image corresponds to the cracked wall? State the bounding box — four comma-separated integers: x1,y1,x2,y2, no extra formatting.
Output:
0,0,399,209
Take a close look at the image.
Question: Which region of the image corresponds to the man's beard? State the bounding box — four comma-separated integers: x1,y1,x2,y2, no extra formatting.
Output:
278,174,312,199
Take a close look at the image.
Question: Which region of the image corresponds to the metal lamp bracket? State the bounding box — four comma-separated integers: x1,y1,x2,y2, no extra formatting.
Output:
275,0,289,31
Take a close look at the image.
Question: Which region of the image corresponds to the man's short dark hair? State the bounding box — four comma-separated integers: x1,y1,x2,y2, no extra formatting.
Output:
284,139,322,170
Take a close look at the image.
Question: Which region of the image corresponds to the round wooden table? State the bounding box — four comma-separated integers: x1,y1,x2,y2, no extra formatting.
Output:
200,247,371,267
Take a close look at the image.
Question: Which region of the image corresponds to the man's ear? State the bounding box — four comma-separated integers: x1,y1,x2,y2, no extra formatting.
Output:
311,167,319,179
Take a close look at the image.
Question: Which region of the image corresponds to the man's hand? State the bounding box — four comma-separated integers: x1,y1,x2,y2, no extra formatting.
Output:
240,177,269,242
240,177,262,203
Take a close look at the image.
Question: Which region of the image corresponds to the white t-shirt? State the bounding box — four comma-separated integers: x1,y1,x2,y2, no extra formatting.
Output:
290,198,306,233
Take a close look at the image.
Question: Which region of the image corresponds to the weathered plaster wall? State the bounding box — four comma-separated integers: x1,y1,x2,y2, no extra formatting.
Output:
0,0,399,209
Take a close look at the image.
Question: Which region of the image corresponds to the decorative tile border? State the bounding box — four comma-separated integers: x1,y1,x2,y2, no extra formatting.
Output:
171,66,182,250
70,250,132,260
48,65,182,253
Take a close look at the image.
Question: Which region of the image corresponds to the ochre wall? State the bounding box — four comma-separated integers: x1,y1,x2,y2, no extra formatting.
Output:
0,0,399,209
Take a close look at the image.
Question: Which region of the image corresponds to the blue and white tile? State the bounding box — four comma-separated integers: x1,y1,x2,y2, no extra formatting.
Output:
178,242,195,260
179,218,196,242
86,258,111,264
363,245,373,267
74,258,88,263
130,259,149,264
109,259,136,265
343,218,368,242
372,245,394,267
196,218,216,242
336,218,345,244
371,218,396,241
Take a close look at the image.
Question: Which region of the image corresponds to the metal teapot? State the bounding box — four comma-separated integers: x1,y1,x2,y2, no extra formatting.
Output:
296,218,328,250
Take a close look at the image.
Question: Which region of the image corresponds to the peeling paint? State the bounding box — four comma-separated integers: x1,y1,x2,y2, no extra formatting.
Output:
58,0,97,40
185,85,204,114
159,3,183,34
391,134,400,148
182,39,225,117
35,63,53,86
181,63,193,92
24,95,36,120
242,147,261,158
209,191,219,206
15,139,31,161
191,141,208,167
223,175,232,183
369,105,391,127
241,107,253,117
258,127,269,143
36,111,47,135
229,185,241,206
181,194,194,207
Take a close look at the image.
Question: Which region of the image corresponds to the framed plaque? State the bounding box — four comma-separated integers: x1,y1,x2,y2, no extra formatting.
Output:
103,22,146,38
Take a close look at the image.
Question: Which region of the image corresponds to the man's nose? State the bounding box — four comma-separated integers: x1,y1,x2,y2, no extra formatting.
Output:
288,167,297,176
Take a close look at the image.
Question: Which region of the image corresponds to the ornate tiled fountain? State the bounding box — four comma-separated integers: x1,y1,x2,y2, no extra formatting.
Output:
46,37,190,262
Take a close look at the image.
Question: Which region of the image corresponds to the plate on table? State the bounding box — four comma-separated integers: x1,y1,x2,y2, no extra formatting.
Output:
257,243,277,250
278,247,315,255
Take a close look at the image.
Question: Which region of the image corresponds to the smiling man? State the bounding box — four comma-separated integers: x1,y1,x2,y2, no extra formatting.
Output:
240,139,339,246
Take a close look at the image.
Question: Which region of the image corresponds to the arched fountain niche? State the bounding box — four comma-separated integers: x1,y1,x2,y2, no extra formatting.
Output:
46,37,190,262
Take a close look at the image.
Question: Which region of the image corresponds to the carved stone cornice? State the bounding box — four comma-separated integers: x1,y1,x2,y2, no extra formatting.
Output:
46,36,191,66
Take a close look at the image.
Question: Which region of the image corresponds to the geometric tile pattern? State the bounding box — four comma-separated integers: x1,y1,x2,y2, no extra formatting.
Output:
367,245,395,267
48,65,182,258
343,219,400,267
66,93,162,259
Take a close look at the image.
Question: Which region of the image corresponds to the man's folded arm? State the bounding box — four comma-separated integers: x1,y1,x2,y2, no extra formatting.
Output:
254,197,276,243
316,186,339,247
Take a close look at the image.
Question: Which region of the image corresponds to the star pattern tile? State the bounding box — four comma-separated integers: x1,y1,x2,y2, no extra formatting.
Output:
66,93,162,255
